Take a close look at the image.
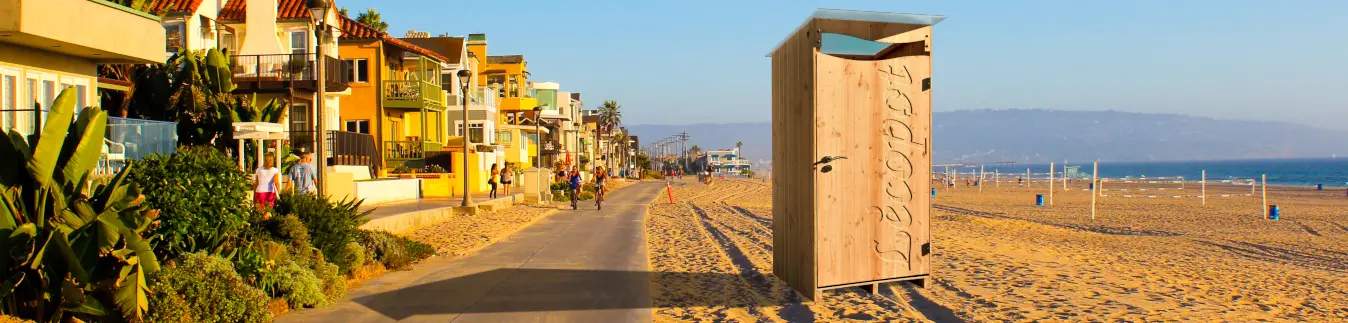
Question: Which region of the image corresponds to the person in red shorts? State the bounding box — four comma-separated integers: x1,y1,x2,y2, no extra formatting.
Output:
254,156,281,214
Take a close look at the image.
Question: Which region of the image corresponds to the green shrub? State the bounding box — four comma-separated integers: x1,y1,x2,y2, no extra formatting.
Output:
331,241,367,275
311,259,346,303
147,253,270,323
357,230,435,270
266,214,312,248
260,261,327,308
275,192,370,273
129,146,255,259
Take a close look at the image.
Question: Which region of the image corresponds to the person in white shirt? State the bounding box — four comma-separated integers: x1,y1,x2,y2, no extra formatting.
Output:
254,157,281,212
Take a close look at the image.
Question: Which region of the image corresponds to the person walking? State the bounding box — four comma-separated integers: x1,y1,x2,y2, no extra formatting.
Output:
289,151,316,194
488,163,499,199
254,155,281,216
501,164,514,196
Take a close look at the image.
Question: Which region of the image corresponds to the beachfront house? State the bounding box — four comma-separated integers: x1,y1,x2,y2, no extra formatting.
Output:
154,0,225,56
705,147,752,175
467,34,542,169
0,0,165,136
402,32,504,195
218,0,349,155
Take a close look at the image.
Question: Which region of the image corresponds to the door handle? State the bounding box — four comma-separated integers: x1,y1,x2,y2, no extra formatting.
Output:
813,155,847,166
814,155,846,173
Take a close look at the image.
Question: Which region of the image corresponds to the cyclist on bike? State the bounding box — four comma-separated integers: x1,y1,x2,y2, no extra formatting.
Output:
594,166,607,210
568,167,581,210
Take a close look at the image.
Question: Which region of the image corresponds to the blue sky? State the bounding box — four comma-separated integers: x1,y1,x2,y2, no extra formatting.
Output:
336,0,1348,130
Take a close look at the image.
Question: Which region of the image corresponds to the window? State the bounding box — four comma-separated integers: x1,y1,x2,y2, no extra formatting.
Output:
40,79,54,124
344,120,369,134
455,121,485,143
497,130,512,144
289,30,308,55
486,75,505,98
344,59,368,83
165,21,186,53
506,75,519,97
220,33,236,53
60,79,89,112
289,104,310,133
1,73,16,133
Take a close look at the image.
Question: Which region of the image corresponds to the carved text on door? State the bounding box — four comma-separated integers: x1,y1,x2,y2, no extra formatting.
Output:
872,62,922,269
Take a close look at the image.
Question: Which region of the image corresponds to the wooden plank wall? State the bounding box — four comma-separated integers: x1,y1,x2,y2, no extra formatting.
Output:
771,20,818,301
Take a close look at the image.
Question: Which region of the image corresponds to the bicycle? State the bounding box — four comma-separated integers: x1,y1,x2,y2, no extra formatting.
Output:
570,187,579,210
595,183,606,210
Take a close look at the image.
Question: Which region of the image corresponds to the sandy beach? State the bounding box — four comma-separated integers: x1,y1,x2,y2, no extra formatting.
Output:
645,178,1348,321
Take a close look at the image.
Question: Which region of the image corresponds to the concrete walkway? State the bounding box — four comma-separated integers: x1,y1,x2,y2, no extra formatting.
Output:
279,181,665,323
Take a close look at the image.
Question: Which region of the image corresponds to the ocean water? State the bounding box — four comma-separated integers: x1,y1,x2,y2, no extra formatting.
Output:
945,158,1348,188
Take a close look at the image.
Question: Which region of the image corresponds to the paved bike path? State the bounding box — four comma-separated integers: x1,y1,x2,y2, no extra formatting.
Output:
279,181,664,322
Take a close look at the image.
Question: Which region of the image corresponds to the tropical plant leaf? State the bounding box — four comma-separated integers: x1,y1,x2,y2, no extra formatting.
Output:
0,130,33,185
0,191,17,229
66,296,111,317
52,233,91,284
122,227,158,273
58,107,108,185
28,89,79,187
113,263,149,320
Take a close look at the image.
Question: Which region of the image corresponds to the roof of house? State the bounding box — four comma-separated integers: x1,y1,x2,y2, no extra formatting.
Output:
151,0,204,15
338,15,449,63
220,0,330,22
401,37,465,65
487,55,524,64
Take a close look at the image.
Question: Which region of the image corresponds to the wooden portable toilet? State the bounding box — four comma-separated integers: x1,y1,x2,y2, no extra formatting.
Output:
769,9,942,301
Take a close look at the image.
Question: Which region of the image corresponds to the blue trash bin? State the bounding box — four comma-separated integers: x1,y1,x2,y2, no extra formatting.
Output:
1035,194,1044,206
931,188,937,199
1268,204,1280,220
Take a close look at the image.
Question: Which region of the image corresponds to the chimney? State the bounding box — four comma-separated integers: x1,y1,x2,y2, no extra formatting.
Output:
239,0,285,55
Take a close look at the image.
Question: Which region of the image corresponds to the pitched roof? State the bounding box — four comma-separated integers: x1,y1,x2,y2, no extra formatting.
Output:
338,15,449,63
220,0,323,22
401,37,465,65
487,55,524,64
151,0,204,15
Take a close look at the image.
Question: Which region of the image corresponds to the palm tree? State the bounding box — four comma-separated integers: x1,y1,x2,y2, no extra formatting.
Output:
597,100,622,171
735,140,743,154
356,8,389,33
597,100,622,133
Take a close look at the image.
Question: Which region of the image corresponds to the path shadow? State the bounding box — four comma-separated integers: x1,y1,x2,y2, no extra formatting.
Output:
352,268,796,320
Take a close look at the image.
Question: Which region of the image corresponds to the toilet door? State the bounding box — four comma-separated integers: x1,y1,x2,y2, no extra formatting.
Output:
814,52,931,287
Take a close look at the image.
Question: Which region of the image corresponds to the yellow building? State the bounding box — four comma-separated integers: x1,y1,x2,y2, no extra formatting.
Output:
337,15,449,166
465,34,542,169
0,0,165,135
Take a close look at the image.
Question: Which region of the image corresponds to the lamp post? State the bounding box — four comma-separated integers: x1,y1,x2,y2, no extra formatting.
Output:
458,69,474,207
532,106,543,203
307,0,330,196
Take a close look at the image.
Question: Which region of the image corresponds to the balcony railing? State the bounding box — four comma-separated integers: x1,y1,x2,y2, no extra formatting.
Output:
383,80,444,110
383,140,437,160
230,53,347,91
329,131,380,175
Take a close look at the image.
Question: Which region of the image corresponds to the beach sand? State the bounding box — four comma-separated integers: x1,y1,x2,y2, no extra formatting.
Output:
645,178,1348,321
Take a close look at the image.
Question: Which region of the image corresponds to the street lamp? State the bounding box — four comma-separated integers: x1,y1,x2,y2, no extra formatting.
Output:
532,106,543,203
307,0,330,196
458,69,474,207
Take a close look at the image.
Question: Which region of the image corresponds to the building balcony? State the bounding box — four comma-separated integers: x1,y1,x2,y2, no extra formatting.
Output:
384,80,445,111
383,140,443,161
230,54,349,93
499,96,538,112
0,0,165,63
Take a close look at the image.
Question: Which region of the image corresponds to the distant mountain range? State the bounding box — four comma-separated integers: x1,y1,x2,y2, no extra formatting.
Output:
628,110,1348,169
